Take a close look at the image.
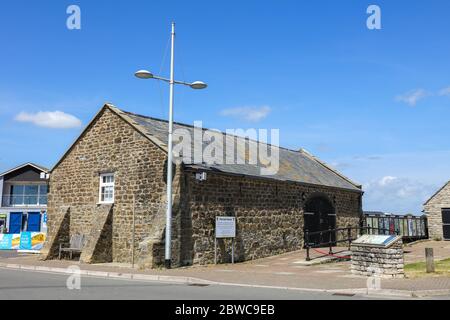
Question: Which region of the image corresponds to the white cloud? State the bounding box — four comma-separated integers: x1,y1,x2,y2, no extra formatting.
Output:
438,86,450,96
379,176,397,186
15,111,82,129
363,176,436,214
220,106,271,122
353,155,382,161
330,161,352,171
395,89,429,106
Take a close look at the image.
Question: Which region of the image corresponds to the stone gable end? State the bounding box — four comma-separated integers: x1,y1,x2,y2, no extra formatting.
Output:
47,107,169,263
424,182,450,240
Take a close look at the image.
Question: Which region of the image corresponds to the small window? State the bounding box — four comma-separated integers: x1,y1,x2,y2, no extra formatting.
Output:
99,173,115,204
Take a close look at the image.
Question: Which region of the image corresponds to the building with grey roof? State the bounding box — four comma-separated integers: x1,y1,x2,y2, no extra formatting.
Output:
42,104,363,268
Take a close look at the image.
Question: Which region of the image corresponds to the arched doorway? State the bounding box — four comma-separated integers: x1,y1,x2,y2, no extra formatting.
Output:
304,195,336,246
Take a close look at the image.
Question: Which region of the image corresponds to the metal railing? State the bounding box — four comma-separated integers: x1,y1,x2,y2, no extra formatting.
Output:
1,195,48,207
363,215,428,239
304,225,399,261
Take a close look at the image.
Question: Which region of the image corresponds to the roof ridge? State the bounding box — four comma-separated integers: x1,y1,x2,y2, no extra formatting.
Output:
0,162,49,177
424,180,450,206
106,104,169,153
299,149,362,189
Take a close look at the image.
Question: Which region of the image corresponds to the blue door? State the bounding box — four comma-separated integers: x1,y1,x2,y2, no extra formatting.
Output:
9,213,23,234
27,212,41,232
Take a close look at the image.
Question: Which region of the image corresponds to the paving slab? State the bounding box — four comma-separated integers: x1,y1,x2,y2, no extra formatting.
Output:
403,240,450,264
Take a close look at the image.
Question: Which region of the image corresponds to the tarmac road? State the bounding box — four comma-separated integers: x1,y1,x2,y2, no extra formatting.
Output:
0,268,383,300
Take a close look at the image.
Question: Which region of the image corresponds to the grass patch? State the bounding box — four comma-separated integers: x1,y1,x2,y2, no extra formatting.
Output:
405,258,450,278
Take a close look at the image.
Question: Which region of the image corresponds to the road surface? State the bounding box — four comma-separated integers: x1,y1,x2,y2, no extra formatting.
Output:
0,268,383,300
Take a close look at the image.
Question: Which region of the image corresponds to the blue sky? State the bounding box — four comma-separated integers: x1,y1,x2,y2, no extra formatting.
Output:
1,0,450,214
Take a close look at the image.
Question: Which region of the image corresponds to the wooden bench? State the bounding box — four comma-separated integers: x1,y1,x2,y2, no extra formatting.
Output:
59,234,86,260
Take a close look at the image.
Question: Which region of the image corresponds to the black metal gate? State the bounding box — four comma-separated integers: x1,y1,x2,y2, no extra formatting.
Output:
304,196,336,246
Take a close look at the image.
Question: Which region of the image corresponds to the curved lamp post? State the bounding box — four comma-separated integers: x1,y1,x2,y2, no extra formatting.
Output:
135,23,207,269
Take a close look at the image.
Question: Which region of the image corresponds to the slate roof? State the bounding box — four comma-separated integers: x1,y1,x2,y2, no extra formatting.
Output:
110,105,361,192
52,104,362,192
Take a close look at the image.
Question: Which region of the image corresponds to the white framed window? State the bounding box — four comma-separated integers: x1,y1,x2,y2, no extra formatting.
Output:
99,173,115,204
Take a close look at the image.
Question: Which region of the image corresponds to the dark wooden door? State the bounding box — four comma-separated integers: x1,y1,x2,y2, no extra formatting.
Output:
442,209,450,240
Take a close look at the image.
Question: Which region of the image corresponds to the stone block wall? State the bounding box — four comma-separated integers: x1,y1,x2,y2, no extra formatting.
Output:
424,182,450,240
351,240,404,278
80,204,114,264
40,206,70,260
182,171,362,265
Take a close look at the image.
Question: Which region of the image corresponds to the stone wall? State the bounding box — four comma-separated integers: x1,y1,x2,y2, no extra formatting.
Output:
80,204,114,264
47,108,169,264
181,171,362,265
351,240,404,278
424,182,450,240
40,206,70,260
138,164,184,269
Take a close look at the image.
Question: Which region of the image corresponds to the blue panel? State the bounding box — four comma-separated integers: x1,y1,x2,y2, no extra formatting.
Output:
9,212,23,234
19,232,32,250
27,212,41,232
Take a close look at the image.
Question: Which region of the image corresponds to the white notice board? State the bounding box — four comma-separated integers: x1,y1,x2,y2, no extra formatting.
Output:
352,235,401,248
216,217,236,239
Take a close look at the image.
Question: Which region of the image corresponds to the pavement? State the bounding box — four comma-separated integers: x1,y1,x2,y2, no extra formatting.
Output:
0,240,449,299
403,240,450,264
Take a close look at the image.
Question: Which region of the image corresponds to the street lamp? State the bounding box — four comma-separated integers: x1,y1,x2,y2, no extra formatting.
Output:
135,22,207,269
135,70,207,90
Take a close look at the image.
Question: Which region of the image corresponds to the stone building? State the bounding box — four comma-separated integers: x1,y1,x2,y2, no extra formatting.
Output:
424,181,450,240
41,104,363,268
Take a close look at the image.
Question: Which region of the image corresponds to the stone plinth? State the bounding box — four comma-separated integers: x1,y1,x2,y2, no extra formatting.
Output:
351,239,404,279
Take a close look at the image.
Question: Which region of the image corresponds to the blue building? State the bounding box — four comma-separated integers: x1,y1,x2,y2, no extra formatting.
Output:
0,163,49,235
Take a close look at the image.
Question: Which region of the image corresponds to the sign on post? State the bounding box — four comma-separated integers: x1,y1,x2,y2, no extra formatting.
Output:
215,217,236,265
215,217,236,239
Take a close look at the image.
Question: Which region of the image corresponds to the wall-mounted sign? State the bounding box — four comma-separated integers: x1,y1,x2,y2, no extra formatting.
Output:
216,217,236,239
